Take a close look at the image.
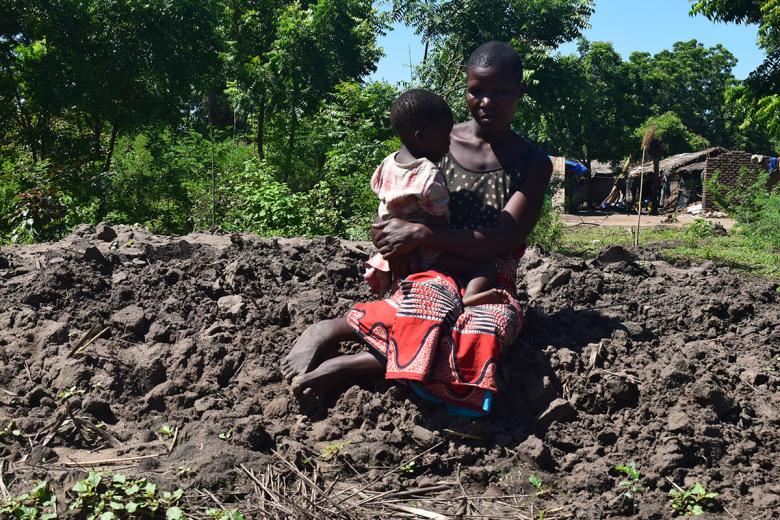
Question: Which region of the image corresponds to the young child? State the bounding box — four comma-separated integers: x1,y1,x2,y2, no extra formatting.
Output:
363,89,506,306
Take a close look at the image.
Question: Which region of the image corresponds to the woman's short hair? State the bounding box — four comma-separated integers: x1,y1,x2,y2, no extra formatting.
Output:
390,89,453,139
467,41,524,83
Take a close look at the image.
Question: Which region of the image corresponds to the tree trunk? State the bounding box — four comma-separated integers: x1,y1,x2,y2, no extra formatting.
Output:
104,124,119,172
284,104,298,184
93,119,103,161
256,96,266,159
95,123,119,222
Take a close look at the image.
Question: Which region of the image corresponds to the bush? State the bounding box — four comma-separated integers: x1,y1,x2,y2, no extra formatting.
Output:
527,182,564,250
706,168,780,250
0,158,69,244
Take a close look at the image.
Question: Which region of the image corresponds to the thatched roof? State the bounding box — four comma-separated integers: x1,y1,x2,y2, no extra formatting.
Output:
590,161,615,176
627,147,726,176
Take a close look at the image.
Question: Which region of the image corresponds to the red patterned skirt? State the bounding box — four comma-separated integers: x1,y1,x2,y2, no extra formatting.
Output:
347,255,524,414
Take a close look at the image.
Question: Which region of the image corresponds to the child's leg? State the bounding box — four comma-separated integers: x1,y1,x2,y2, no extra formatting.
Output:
282,317,356,379
291,352,384,400
462,262,509,306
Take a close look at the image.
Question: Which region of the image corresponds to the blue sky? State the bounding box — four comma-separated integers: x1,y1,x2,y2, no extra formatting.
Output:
368,0,764,83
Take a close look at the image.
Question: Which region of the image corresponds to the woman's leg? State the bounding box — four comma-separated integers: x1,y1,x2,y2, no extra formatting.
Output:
282,317,356,379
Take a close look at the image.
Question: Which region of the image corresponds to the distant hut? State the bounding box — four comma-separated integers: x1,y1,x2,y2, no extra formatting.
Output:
625,147,726,212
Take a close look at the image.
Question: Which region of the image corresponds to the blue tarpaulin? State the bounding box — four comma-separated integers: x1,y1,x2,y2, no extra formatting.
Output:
565,159,588,176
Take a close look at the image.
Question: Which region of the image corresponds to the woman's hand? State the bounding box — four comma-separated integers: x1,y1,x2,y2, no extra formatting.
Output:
371,218,429,259
388,252,422,279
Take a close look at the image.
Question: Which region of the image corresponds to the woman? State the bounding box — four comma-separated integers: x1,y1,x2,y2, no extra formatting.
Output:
281,41,551,416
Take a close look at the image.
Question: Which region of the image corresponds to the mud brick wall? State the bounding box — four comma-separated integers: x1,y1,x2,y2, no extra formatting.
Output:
702,151,771,211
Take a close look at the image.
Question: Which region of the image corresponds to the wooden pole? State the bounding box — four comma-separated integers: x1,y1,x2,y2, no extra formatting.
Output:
635,150,646,246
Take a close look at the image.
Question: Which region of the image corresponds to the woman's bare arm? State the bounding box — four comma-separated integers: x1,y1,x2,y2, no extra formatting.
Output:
373,151,552,262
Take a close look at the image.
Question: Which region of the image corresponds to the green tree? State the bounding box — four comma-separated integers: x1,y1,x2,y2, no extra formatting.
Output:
0,0,223,168
634,112,709,156
530,41,638,165
626,39,737,146
691,0,780,144
393,0,594,111
222,0,386,178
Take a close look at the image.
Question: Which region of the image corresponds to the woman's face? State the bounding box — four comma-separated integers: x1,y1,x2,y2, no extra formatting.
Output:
466,65,524,133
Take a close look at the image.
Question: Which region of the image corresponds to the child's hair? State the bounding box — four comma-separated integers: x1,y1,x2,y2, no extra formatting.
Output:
467,41,524,83
389,89,453,143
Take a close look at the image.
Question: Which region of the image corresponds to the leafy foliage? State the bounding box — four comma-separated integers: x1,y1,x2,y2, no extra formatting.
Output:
615,462,642,514
0,0,775,252
692,1,780,141
706,168,780,250
0,481,57,520
668,482,720,516
69,472,184,520
206,509,245,520
634,113,709,157
528,474,550,497
0,420,22,443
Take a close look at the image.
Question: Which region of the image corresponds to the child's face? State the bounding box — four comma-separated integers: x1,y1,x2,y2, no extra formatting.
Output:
416,120,452,163
466,65,524,133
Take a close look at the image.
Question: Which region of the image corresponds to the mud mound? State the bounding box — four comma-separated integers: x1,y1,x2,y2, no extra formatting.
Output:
1,225,778,519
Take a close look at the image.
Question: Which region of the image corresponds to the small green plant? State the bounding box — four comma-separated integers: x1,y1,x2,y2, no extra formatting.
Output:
69,472,185,519
175,466,193,477
218,428,234,441
399,460,416,474
0,420,22,442
615,462,642,514
537,511,546,520
206,508,245,520
56,386,86,401
320,441,348,460
0,481,57,519
528,475,549,497
158,425,175,438
669,482,719,516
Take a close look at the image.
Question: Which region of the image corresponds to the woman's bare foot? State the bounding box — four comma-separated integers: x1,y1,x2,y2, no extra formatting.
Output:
281,318,355,380
462,288,510,307
291,352,383,407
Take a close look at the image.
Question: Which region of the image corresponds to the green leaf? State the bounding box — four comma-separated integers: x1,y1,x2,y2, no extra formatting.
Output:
112,474,126,484
126,501,140,513
144,482,157,496
87,472,102,487
167,506,185,520
100,513,116,520
110,501,125,510
690,483,706,495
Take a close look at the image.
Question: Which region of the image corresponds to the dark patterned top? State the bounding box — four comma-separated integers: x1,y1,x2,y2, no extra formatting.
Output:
440,141,539,230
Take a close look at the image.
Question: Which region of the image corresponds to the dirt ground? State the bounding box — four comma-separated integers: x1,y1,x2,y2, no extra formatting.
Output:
1,224,778,519
561,212,735,231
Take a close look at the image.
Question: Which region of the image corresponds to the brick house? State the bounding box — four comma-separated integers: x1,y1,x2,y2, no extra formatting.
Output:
702,151,780,211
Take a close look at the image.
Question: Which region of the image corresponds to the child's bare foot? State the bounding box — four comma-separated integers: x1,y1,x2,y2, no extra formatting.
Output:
462,288,510,307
